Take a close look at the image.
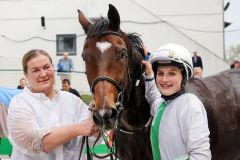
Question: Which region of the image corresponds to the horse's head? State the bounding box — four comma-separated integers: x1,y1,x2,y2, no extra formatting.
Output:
78,4,145,130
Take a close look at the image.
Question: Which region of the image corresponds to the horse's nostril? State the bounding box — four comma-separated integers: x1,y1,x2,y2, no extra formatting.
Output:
110,108,117,119
105,108,117,122
93,107,118,130
93,111,102,126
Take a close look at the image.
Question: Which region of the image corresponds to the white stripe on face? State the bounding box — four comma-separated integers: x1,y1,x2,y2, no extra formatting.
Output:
96,42,112,53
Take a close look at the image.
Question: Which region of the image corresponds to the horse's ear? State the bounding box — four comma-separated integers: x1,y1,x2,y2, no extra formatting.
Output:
78,9,91,34
108,4,120,31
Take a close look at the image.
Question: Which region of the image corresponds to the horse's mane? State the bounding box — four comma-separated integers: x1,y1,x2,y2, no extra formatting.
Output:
125,33,145,90
126,33,145,60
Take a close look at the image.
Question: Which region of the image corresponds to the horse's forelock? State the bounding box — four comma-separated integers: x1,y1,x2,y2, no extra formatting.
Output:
87,18,109,38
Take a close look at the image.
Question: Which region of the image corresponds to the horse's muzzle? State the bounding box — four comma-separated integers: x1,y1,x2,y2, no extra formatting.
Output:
93,107,118,130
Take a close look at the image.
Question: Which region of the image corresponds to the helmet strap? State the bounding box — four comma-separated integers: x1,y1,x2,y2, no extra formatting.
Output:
161,89,185,101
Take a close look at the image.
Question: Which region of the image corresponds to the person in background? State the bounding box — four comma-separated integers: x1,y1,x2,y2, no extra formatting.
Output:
192,51,203,69
7,49,97,160
62,78,82,99
142,43,211,160
193,67,203,78
230,60,240,69
57,52,74,81
17,77,27,89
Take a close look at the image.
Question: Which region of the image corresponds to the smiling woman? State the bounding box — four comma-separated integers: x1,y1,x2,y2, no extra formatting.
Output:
22,50,55,97
7,49,98,160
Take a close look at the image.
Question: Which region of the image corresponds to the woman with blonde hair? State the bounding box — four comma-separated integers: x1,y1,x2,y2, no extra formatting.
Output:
8,49,97,160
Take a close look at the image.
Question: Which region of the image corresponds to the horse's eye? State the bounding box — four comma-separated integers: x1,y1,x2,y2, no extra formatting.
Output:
119,49,128,59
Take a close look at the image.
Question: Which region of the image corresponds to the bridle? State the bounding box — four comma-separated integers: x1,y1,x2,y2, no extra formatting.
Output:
87,31,130,113
89,75,126,113
80,31,128,160
90,76,122,93
88,30,122,39
80,30,152,160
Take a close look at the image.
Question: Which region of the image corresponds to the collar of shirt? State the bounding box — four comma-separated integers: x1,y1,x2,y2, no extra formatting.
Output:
24,87,61,100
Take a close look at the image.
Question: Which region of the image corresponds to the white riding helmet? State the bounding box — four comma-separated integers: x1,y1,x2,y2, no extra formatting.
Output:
149,43,193,80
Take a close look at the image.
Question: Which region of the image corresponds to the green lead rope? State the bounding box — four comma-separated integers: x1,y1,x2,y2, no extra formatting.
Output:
151,102,167,160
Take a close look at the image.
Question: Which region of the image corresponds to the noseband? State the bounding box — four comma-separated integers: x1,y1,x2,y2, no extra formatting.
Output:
90,76,122,93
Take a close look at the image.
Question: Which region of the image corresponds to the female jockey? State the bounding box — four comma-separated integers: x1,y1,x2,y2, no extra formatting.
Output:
142,43,211,160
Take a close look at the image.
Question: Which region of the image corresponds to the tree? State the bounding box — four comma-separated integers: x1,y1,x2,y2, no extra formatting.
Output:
226,44,240,62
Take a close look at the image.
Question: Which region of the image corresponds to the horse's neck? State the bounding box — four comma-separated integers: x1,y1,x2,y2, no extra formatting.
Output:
121,77,151,127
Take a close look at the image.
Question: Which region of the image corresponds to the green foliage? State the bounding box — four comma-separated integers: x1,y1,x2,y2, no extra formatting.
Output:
229,44,240,54
226,44,240,61
81,94,93,105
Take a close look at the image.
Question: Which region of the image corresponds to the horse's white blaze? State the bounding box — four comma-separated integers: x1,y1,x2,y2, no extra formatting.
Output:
96,42,112,53
99,108,106,117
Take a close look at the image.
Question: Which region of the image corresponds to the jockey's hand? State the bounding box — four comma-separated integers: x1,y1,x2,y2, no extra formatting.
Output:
142,60,154,77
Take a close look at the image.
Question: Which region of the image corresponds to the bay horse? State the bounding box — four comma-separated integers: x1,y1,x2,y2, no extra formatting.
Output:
78,4,152,160
186,69,240,160
78,3,240,160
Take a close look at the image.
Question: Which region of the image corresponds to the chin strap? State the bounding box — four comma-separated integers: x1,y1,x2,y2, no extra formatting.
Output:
161,89,185,101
